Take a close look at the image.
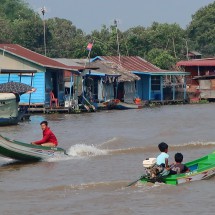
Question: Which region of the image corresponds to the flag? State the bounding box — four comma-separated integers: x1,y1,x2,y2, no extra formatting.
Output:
86,43,93,51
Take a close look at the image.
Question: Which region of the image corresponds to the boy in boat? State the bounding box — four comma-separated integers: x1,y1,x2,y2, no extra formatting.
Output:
143,142,170,180
156,142,169,168
170,152,189,174
31,121,58,147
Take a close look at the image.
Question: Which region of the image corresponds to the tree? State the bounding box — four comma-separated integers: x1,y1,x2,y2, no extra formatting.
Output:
46,18,86,58
11,16,46,53
146,22,186,60
0,16,13,43
123,26,148,57
147,48,177,70
90,25,120,57
0,0,35,21
186,2,215,57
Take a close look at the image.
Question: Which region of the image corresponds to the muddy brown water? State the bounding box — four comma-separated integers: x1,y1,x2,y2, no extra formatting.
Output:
1,103,215,215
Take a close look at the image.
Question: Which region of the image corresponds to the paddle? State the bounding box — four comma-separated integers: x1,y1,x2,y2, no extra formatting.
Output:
126,174,146,187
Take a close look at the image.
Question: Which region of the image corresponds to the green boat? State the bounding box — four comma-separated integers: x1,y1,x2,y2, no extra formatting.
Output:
139,152,215,185
0,134,67,162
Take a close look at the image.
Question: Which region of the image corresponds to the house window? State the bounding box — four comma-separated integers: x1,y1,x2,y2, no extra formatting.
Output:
151,76,160,90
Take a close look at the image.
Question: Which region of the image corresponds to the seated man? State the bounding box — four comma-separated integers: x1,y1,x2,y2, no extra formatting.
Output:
31,121,58,147
170,152,189,174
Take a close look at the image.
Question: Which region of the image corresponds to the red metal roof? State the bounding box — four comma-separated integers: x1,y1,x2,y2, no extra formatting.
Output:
99,56,162,72
0,44,86,71
177,58,215,67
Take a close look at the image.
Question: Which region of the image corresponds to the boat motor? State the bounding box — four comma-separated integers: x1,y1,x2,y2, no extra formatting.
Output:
143,158,164,179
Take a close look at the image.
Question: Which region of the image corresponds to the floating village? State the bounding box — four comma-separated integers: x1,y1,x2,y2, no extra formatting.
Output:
0,44,215,126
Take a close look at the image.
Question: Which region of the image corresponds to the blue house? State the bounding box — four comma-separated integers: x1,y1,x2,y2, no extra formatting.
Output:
0,44,83,107
134,71,189,101
91,56,190,103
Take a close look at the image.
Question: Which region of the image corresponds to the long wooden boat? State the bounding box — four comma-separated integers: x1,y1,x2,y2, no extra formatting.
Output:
0,135,67,162
0,93,20,126
140,151,215,185
114,101,143,110
104,99,143,110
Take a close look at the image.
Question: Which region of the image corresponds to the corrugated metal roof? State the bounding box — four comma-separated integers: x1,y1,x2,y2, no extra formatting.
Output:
54,58,99,70
177,58,215,67
87,60,140,82
133,71,190,76
0,44,86,71
97,56,162,72
54,58,88,67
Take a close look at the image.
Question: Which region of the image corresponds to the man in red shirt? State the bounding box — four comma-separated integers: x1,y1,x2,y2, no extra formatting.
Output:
31,121,58,147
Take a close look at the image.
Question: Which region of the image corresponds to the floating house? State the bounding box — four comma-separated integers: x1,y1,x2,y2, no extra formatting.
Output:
56,58,140,104
54,56,190,105
85,60,140,103
92,56,190,103
0,44,86,109
177,58,215,100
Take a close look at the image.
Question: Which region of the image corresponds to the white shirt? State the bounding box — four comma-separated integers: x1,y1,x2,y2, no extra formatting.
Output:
156,152,169,165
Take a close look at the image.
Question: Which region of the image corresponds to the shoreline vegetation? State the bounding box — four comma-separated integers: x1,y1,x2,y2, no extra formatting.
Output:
0,1,215,70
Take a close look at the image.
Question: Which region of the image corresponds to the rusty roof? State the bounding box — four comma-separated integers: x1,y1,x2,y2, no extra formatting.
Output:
177,58,215,67
0,44,87,71
97,56,162,72
86,60,140,82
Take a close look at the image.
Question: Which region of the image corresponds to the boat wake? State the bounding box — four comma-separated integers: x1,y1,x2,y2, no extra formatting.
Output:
43,140,215,162
39,180,163,194
107,141,215,156
43,180,139,192
67,144,108,157
172,141,215,149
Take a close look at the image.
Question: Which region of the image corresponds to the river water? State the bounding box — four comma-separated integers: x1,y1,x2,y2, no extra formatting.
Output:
0,103,215,215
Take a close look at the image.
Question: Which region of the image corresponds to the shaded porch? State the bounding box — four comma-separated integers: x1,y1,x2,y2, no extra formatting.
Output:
133,71,190,102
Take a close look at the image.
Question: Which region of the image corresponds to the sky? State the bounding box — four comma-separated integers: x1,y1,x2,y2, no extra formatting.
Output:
25,0,215,33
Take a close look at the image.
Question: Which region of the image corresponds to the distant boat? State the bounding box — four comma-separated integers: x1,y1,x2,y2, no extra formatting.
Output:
0,135,67,162
104,99,144,110
0,82,36,126
0,93,22,126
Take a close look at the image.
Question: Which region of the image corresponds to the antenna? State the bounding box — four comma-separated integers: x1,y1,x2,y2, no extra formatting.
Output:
41,6,47,56
114,19,121,64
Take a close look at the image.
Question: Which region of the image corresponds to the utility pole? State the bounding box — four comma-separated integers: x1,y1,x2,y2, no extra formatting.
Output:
41,6,47,56
185,39,189,60
114,19,121,64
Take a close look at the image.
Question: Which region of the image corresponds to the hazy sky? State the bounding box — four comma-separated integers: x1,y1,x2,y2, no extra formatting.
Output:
25,0,215,33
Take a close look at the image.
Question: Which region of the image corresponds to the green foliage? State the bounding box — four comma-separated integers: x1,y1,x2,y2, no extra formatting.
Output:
0,0,35,20
146,22,186,59
90,25,121,57
11,16,45,52
46,18,86,58
123,26,148,57
147,48,177,70
0,17,13,43
0,0,36,44
0,0,214,66
187,2,215,57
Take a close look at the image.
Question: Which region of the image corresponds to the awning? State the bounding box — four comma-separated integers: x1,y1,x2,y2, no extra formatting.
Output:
193,75,215,80
0,69,37,74
133,71,190,76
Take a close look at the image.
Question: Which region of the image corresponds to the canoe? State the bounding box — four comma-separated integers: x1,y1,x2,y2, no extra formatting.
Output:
114,101,143,110
0,135,67,162
140,151,215,185
104,99,143,110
